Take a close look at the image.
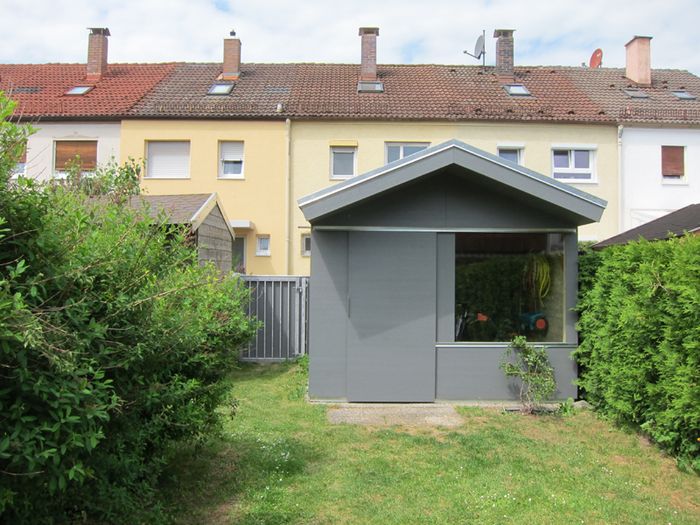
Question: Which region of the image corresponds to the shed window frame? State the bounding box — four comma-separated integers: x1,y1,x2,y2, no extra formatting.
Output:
53,140,98,179
661,145,685,181
551,146,596,183
256,235,271,257
330,146,357,180
145,141,191,179
385,142,430,164
218,141,245,179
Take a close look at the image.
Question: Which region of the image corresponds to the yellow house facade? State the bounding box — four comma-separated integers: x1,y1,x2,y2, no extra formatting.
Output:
288,120,619,275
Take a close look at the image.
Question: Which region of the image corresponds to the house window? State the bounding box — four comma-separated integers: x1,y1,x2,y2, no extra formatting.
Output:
256,235,271,256
219,141,244,179
11,146,27,179
330,146,356,179
232,236,246,273
146,141,190,179
497,147,523,165
54,140,97,177
551,148,595,182
301,234,311,257
385,142,429,164
661,145,684,179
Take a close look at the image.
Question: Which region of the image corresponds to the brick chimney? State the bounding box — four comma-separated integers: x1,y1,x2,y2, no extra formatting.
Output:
86,27,110,81
359,27,379,81
493,29,515,78
625,35,652,86
222,35,241,81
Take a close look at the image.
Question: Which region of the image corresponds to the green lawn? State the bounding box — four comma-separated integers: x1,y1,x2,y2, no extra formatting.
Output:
161,362,700,525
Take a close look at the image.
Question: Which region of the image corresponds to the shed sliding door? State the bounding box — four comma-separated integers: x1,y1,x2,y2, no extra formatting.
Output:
346,231,436,402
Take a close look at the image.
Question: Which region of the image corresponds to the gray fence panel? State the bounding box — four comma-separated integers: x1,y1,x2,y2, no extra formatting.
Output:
240,276,309,361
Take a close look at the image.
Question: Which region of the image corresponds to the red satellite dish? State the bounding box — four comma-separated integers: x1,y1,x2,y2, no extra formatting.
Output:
589,48,603,68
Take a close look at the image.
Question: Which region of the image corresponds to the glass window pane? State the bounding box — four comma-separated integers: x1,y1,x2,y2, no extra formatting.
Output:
552,150,569,168
403,145,426,157
498,149,520,163
232,237,245,272
333,151,354,176
223,160,242,175
573,150,590,169
387,145,401,163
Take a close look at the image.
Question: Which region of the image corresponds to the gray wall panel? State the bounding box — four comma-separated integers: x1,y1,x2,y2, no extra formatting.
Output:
436,233,455,342
436,345,577,400
308,231,349,399
346,232,436,402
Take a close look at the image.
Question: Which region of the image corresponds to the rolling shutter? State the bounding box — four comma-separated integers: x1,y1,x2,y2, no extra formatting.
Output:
146,141,190,179
55,141,97,171
662,146,684,178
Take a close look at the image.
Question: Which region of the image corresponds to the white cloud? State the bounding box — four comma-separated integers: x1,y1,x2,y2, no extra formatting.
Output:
1,0,698,74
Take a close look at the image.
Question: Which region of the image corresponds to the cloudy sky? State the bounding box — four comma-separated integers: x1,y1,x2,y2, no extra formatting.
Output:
2,0,698,74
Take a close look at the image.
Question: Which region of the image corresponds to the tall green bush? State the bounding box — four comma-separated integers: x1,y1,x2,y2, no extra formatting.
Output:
576,236,700,472
0,93,256,522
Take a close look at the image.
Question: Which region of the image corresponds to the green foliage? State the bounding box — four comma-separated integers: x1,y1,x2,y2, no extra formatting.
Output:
0,92,256,523
501,336,556,413
577,241,604,305
576,236,700,472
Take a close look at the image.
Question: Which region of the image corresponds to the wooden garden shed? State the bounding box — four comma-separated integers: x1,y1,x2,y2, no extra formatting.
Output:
299,140,606,402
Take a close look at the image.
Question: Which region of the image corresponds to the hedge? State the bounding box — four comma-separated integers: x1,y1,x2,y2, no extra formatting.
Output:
576,235,700,472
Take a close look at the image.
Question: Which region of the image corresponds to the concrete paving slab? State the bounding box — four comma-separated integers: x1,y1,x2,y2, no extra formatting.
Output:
327,403,463,428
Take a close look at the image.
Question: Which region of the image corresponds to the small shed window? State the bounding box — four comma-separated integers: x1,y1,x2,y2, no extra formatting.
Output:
455,233,565,343
661,145,684,179
330,146,356,179
54,140,97,177
146,141,190,179
219,141,244,179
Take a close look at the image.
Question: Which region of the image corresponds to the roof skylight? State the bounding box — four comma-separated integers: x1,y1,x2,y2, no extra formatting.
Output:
504,84,531,96
65,86,93,96
672,90,696,100
623,88,649,99
208,83,234,95
357,81,384,93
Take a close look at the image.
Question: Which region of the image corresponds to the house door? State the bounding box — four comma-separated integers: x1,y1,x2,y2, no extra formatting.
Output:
346,231,436,402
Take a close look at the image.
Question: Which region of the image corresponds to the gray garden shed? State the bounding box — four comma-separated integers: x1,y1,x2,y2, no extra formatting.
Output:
299,140,606,402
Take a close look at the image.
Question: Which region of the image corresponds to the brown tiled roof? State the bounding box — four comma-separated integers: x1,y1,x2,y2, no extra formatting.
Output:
127,193,212,225
0,63,177,119
594,203,700,248
565,67,700,125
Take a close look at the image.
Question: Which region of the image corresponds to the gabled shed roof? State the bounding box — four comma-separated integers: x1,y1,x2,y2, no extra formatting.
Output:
299,140,606,225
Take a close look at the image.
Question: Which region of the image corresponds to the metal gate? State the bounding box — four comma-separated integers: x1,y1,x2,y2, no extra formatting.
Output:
240,276,309,361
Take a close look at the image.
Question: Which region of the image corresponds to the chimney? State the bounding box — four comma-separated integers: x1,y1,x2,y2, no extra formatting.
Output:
493,29,515,78
625,36,652,86
222,35,241,81
86,27,110,81
359,27,379,81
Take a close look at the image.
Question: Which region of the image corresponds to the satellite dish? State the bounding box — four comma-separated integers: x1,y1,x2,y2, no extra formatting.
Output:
473,35,485,58
589,48,603,68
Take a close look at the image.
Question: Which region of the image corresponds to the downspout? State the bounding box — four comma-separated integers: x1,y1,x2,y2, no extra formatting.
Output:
285,118,292,274
617,124,624,232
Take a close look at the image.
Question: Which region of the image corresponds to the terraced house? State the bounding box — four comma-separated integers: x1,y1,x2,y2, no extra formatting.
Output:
4,27,700,276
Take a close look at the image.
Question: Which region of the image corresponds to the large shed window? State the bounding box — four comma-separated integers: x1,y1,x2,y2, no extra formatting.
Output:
455,233,564,343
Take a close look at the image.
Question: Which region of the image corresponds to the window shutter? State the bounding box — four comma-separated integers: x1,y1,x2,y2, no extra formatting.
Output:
662,146,684,177
55,141,97,171
220,141,244,160
147,142,190,178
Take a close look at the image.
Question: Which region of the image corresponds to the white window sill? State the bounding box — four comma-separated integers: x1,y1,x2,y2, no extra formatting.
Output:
330,175,354,181
661,178,688,186
218,175,245,180
553,178,598,185
143,176,191,180
256,252,271,257
301,253,311,258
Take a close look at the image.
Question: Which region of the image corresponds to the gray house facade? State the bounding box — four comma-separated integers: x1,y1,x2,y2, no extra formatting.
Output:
299,140,606,402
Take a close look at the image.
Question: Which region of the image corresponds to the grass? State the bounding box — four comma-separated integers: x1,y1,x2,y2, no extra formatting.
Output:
160,362,700,525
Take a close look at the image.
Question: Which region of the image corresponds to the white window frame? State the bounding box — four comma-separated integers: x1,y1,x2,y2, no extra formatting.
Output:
551,145,597,183
330,146,357,180
385,142,430,164
218,141,244,179
497,144,525,165
256,235,271,257
145,141,191,179
301,234,311,257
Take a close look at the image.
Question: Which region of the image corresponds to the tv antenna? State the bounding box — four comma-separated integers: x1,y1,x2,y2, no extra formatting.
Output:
589,48,603,68
463,30,486,68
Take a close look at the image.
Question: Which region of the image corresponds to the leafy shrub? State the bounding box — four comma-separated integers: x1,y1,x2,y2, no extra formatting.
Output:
0,93,256,522
501,336,556,413
576,236,700,472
